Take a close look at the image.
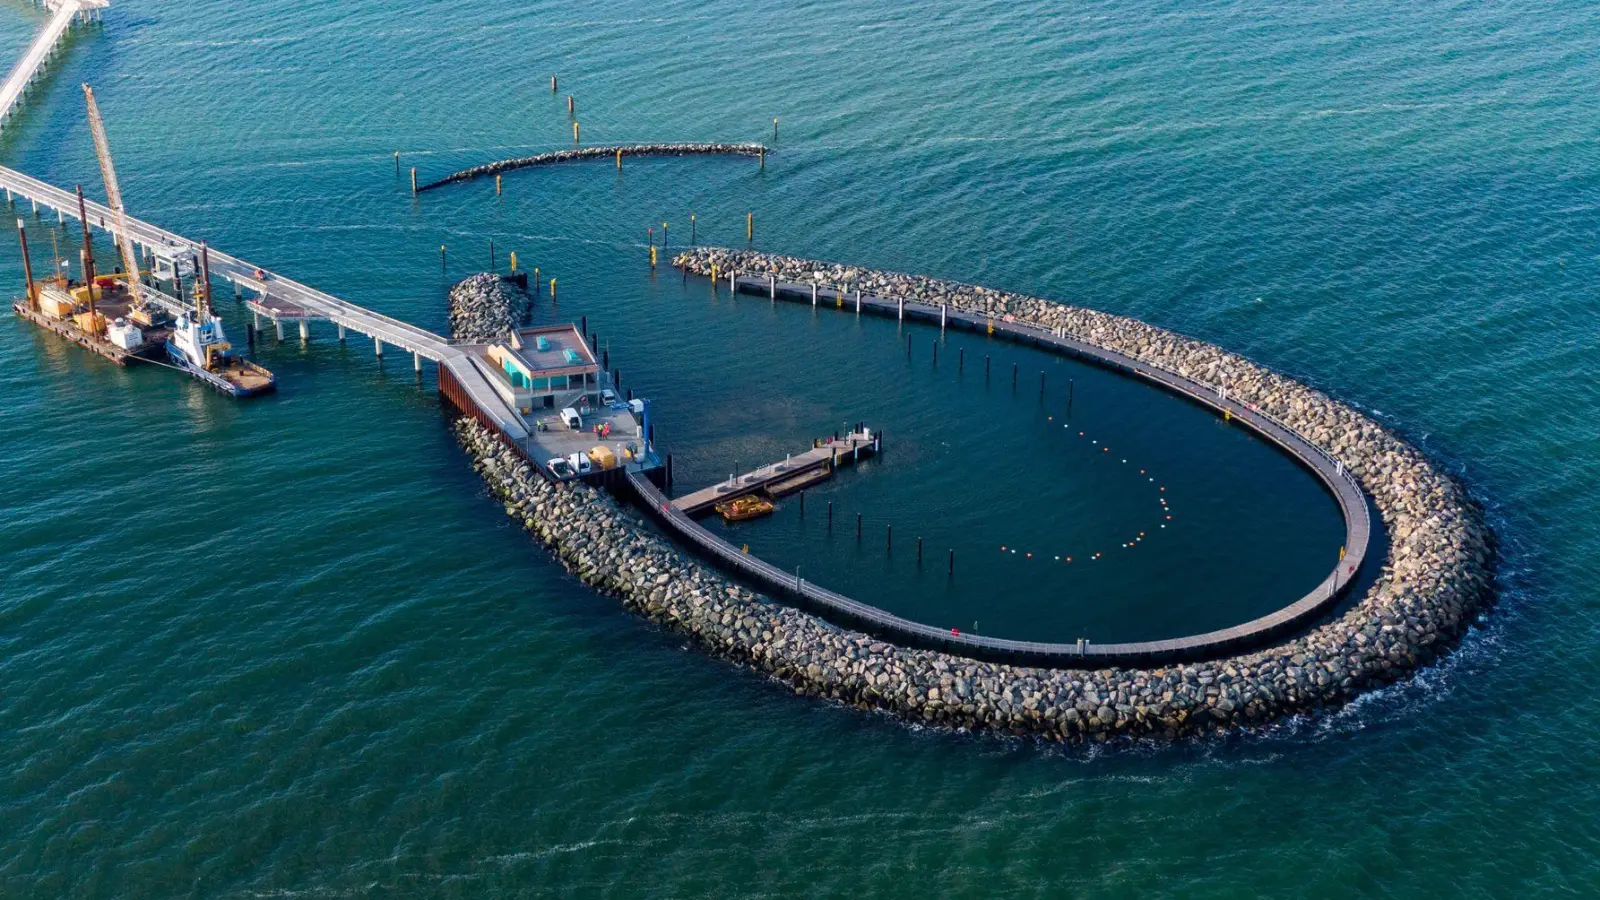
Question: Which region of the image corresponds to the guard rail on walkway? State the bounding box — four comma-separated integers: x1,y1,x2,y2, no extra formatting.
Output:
618,271,1372,668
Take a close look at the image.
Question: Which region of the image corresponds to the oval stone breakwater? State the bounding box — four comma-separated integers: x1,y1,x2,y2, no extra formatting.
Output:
445,265,1495,741
414,142,767,193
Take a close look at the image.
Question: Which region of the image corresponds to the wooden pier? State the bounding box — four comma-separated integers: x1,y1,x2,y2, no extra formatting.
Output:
671,429,879,516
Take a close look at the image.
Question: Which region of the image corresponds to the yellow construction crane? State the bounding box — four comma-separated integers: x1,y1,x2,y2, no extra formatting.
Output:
82,83,151,325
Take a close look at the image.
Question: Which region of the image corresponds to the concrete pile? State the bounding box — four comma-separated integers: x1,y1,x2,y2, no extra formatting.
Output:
446,251,1496,742
417,143,767,193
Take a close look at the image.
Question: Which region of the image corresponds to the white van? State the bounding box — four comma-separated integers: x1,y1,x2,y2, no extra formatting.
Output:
560,407,582,430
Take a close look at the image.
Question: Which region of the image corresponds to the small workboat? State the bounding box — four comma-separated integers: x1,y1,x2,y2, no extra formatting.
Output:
715,494,775,522
167,310,276,397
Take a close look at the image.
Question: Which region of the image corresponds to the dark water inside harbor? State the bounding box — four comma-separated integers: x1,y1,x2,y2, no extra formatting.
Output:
0,0,1595,896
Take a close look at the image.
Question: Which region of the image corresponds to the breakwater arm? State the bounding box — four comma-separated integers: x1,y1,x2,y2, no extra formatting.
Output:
414,143,767,193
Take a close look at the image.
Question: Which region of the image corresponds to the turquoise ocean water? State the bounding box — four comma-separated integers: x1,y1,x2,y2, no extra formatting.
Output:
0,0,1595,895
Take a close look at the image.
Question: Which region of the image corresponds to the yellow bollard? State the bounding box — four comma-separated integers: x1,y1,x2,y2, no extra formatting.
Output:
550,277,557,301
746,211,753,241
573,121,580,143
650,246,657,267
987,319,995,335
1224,408,1232,423
510,251,518,273
616,148,622,169
1339,545,1346,561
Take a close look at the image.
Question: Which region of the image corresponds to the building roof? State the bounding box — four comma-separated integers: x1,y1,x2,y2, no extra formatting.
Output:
498,323,598,379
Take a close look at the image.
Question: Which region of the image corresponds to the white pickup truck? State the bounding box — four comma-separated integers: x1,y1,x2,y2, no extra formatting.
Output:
547,453,593,479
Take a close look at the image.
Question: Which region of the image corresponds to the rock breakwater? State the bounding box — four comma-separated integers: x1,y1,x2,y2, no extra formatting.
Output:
446,255,1496,741
416,143,767,193
447,272,526,344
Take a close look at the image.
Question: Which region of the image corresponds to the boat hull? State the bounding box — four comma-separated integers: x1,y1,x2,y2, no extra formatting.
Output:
165,340,276,397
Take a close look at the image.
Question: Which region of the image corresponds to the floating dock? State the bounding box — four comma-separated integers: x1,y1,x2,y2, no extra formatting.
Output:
671,428,879,516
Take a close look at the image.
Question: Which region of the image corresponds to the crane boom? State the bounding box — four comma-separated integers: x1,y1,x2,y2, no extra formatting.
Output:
81,83,146,312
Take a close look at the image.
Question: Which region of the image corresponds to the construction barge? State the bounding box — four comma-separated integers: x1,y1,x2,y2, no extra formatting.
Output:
9,85,274,397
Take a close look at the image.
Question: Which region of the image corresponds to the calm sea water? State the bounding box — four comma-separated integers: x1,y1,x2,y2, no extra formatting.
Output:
0,0,1595,896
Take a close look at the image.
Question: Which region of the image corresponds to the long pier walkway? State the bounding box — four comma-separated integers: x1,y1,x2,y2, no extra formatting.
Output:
0,0,105,132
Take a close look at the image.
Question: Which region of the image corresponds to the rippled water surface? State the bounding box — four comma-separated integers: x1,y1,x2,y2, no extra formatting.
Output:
0,0,1595,896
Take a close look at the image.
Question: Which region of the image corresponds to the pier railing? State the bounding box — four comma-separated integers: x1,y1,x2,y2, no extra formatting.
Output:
618,272,1374,668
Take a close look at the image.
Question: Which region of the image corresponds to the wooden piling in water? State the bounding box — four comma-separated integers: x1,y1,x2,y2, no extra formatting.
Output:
410,167,417,194
856,513,862,540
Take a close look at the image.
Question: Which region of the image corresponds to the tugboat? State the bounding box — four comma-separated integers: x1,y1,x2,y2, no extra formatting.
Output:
165,245,275,397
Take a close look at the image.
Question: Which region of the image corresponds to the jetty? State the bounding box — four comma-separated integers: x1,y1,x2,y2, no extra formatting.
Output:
672,428,879,516
414,143,767,194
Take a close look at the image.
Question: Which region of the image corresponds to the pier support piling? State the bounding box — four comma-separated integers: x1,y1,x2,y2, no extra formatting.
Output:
413,351,422,373
273,319,283,342
338,323,346,343
298,320,309,343
374,337,383,358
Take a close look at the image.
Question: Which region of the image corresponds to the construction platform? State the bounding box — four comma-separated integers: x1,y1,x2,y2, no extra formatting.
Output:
672,428,880,516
